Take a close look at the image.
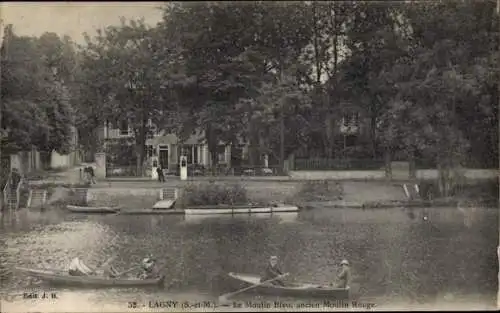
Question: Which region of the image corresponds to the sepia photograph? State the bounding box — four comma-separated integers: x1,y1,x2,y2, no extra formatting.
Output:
0,1,499,312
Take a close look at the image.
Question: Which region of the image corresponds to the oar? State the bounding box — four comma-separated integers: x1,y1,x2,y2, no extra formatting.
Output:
114,265,141,277
86,254,117,275
218,273,289,303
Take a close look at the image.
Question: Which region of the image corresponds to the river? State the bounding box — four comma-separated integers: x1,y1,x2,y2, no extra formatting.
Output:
0,206,497,311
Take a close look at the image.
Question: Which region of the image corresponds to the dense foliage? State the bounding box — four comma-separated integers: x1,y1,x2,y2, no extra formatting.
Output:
179,182,249,206
1,1,497,195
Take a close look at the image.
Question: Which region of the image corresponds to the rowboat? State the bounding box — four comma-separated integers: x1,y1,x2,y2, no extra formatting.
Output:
183,212,298,224
152,199,176,209
118,208,185,215
184,205,299,215
66,205,120,214
227,272,349,299
15,267,164,287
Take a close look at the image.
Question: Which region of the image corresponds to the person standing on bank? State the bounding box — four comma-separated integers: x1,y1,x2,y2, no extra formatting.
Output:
156,164,165,182
87,166,96,184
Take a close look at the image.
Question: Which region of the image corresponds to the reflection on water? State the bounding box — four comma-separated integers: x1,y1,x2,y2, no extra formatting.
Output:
0,206,497,310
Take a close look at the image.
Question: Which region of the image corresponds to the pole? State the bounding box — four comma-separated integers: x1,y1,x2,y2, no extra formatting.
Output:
279,65,285,174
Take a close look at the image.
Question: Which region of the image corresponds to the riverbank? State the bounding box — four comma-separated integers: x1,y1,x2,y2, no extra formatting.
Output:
19,166,498,210
22,179,496,211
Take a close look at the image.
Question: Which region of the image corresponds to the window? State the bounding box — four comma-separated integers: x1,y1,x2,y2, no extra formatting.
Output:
217,145,226,163
193,145,199,164
119,120,129,136
342,112,359,127
146,145,153,158
181,145,193,164
341,112,360,135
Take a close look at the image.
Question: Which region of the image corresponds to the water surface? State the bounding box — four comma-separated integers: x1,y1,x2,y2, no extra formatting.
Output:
0,206,497,311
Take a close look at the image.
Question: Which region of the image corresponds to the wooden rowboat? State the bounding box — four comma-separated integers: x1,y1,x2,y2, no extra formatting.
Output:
66,205,120,214
118,208,185,215
227,272,349,299
15,267,164,287
184,205,299,215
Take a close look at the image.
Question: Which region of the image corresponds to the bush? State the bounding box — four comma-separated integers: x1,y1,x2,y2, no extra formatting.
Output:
295,180,344,201
179,182,249,206
49,188,88,207
418,178,499,201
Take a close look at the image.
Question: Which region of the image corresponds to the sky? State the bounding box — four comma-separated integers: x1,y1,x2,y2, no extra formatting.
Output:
0,2,164,44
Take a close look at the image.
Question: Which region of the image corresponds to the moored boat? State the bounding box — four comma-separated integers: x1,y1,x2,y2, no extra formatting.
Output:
15,267,164,287
118,208,185,215
183,212,299,224
66,205,120,214
184,205,299,215
152,199,176,209
227,272,349,299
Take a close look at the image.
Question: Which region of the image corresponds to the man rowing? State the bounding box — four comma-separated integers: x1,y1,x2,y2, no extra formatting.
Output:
260,256,285,286
335,259,351,288
138,256,158,279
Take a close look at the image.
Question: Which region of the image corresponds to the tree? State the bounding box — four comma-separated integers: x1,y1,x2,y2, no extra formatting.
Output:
1,26,74,162
379,0,498,194
79,18,166,174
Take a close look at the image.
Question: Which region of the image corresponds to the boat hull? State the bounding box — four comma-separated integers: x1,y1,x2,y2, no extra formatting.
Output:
185,205,299,215
118,209,185,215
15,267,164,288
66,205,119,214
228,272,349,299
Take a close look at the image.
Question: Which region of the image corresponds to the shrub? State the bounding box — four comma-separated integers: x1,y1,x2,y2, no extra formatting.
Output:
295,180,343,201
179,182,249,206
418,178,499,201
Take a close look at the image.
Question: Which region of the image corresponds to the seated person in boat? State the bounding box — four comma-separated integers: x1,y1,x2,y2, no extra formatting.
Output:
98,257,120,278
335,259,351,289
138,256,157,279
260,256,285,286
68,257,94,276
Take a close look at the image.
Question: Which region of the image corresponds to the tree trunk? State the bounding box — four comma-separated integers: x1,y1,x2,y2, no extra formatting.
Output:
384,148,392,180
312,2,321,85
408,149,416,180
370,115,378,158
279,63,285,170
206,123,218,171
325,3,339,159
135,96,148,177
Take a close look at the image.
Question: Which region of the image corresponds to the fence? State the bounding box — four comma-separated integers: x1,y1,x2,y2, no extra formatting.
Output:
106,164,141,177
294,158,385,171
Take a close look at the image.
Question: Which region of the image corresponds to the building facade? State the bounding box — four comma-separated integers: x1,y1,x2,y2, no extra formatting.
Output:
100,119,232,173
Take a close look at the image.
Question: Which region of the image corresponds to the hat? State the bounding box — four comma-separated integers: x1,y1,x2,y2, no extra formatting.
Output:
270,256,278,260
340,259,349,265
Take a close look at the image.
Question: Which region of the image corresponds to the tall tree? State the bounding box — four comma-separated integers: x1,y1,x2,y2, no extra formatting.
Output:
1,26,74,163
80,18,166,174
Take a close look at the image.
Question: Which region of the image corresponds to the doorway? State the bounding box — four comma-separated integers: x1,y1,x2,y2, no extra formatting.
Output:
158,145,169,169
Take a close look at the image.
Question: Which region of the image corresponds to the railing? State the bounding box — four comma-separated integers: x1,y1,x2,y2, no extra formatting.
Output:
15,176,24,209
2,174,10,208
1,173,23,210
106,165,141,177
294,158,385,171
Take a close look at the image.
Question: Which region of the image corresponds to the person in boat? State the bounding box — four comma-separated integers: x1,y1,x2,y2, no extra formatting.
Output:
335,259,351,289
260,256,285,286
98,256,120,278
138,256,157,279
68,257,94,276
